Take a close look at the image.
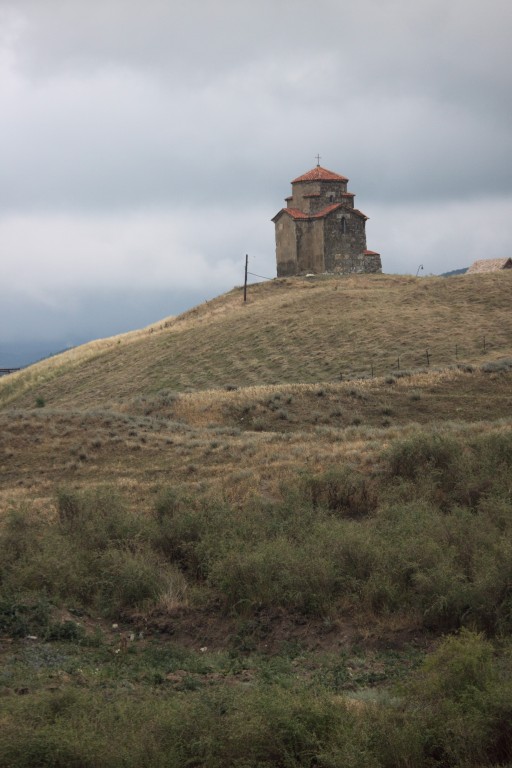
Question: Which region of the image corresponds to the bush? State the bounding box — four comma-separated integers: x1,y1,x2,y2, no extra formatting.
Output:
304,467,377,518
385,433,462,481
0,683,376,768
0,594,52,638
0,490,185,621
209,536,338,615
400,630,508,766
56,487,145,551
94,546,166,615
152,490,205,576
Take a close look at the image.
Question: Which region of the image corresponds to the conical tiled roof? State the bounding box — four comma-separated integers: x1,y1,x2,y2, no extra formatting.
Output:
292,166,348,183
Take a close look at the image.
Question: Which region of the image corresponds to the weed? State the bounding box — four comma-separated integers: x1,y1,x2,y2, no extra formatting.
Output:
0,594,52,638
305,468,377,519
385,432,461,481
481,358,512,373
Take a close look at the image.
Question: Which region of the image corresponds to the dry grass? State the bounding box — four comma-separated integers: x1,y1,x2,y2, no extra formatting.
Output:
1,272,511,600
1,364,510,514
2,272,512,411
2,273,512,768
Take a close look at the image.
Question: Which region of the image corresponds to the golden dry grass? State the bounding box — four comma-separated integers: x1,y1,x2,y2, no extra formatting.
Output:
1,271,511,515
1,271,511,411
2,272,512,768
1,365,510,514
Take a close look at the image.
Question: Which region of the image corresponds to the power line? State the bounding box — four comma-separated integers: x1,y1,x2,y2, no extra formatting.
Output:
247,271,274,281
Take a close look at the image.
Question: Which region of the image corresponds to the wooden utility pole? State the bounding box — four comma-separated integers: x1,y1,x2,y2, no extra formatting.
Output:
243,254,248,303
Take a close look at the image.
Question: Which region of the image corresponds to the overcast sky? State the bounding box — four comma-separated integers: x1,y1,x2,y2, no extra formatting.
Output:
1,0,512,363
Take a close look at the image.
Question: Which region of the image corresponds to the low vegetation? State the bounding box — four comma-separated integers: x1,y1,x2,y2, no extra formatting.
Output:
1,274,512,766
3,429,512,629
1,272,511,411
2,428,512,765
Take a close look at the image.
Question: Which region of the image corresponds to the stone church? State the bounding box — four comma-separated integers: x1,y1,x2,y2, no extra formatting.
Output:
272,164,382,277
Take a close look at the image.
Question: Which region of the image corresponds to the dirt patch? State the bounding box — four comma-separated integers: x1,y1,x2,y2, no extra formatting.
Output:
134,605,428,657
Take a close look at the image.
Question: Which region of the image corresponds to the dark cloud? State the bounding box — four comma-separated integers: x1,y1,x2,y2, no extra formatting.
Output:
0,0,511,358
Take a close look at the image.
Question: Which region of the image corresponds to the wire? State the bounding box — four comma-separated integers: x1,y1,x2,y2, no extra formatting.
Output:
247,271,274,281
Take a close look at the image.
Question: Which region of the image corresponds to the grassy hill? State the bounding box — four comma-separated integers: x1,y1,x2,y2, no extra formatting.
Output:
1,271,511,411
1,272,512,767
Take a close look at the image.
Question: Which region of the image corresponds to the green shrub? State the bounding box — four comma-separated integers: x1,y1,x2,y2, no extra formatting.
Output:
46,620,86,642
304,468,377,518
0,594,52,638
401,630,505,766
209,536,338,615
94,546,166,615
385,432,462,481
152,497,205,576
56,487,145,551
0,683,377,768
0,491,184,621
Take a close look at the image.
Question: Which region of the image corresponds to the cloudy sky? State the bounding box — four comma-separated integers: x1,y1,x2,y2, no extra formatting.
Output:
1,0,511,364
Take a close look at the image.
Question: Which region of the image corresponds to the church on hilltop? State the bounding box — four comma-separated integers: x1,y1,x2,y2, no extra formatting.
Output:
272,163,382,277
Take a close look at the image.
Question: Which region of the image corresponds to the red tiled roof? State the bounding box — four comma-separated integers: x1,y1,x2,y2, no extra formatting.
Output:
364,249,380,256
273,202,367,222
313,203,343,218
279,207,309,220
292,165,348,183
341,192,355,197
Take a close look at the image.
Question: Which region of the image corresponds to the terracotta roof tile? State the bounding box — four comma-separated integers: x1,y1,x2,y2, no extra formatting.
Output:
292,165,348,183
313,203,342,218
281,208,309,220
364,249,380,256
273,202,367,222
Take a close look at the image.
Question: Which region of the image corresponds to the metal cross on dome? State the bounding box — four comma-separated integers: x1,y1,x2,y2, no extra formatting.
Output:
315,154,321,166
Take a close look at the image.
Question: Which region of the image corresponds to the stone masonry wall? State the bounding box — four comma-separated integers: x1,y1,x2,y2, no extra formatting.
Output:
275,215,298,277
274,169,382,276
331,252,382,274
296,220,324,274
290,180,348,213
290,181,321,212
323,212,367,272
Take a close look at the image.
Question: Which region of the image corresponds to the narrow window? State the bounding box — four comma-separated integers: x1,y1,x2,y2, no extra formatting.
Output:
341,217,346,234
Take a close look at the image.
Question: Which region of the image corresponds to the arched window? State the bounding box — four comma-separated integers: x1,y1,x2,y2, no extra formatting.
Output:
341,217,347,234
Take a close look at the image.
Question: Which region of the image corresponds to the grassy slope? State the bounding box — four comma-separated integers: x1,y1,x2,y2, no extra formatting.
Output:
2,272,512,767
2,270,512,586
1,271,511,411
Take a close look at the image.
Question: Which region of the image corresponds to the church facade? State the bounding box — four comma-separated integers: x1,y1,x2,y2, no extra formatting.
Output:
272,165,382,277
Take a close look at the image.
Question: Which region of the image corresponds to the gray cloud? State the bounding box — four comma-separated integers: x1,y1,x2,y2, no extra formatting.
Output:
1,0,511,356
